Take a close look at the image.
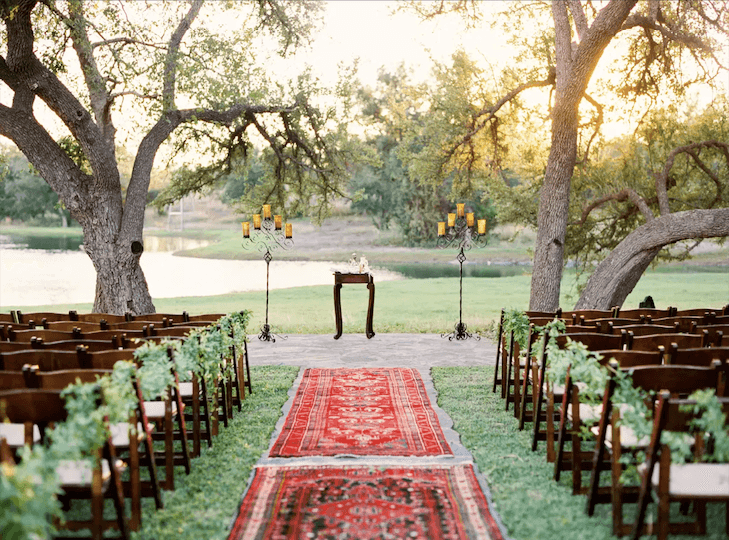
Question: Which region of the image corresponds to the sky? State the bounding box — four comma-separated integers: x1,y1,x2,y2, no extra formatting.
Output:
282,1,507,87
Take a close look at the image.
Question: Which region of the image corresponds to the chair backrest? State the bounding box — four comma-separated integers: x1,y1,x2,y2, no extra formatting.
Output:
107,321,155,333
185,313,225,323
628,333,707,352
627,363,724,396
648,316,704,333
81,329,145,343
615,308,675,319
0,349,82,371
38,340,120,352
561,310,616,323
150,326,198,338
77,348,137,370
14,311,71,324
0,389,67,439
24,366,110,390
597,349,664,368
0,341,33,353
7,328,78,342
556,332,626,351
0,370,27,389
70,312,128,324
612,324,676,337
131,313,187,324
664,345,729,367
43,321,105,332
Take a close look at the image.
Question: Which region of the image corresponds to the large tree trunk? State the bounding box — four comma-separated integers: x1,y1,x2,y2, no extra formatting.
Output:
528,0,638,311
575,209,729,310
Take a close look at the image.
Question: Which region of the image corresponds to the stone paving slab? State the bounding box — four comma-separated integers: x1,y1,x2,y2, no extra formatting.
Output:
246,333,497,368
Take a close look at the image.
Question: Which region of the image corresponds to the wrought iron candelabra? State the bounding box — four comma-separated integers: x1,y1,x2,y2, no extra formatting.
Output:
437,204,488,341
241,205,293,342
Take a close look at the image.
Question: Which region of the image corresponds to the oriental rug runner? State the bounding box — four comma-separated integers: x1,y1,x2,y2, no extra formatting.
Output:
227,464,504,540
269,367,452,457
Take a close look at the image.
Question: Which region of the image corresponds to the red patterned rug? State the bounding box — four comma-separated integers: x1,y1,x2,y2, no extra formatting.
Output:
269,368,452,457
227,465,504,540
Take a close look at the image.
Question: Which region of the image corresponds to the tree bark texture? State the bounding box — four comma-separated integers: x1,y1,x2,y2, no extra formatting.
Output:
528,0,638,311
575,209,729,310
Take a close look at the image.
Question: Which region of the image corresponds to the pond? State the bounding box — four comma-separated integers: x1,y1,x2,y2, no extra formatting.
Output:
0,233,529,307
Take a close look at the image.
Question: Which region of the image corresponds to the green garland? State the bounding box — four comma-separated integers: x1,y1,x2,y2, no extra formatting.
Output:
0,311,251,540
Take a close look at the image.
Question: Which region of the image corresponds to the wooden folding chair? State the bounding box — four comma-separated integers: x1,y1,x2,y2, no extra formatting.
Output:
77,347,190,490
632,392,729,540
555,350,663,494
585,362,727,535
522,331,626,437
24,366,163,530
0,388,130,540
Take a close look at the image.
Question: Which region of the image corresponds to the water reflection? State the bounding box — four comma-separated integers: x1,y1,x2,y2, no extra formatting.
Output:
380,262,527,279
0,233,209,253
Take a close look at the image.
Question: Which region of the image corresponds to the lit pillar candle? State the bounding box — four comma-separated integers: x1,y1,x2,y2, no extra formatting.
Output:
437,221,446,236
466,213,475,227
285,223,293,238
477,219,487,235
262,204,272,219
274,215,282,230
447,213,456,227
253,214,261,229
242,222,250,238
456,203,465,218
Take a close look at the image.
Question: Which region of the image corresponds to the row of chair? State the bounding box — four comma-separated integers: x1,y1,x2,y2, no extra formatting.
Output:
0,310,249,540
493,306,729,540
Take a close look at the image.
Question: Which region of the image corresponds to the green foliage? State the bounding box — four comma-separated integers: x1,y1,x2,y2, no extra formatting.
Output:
567,99,729,284
502,308,530,352
351,64,498,244
0,152,72,226
0,445,63,540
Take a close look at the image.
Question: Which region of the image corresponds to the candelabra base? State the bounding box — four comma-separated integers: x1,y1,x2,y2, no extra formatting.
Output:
441,322,480,341
258,324,287,343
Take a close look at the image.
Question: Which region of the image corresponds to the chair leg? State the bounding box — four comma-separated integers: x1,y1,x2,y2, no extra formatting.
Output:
201,379,213,448
172,382,191,475
493,309,504,393
554,380,572,481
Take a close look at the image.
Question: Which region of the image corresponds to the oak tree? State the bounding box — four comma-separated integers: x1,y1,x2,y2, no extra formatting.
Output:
404,0,728,310
0,0,353,314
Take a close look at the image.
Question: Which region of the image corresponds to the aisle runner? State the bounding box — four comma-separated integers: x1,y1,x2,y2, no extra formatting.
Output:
228,465,504,540
269,368,452,457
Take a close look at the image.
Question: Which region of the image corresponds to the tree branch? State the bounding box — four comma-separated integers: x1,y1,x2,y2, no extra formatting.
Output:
567,0,589,42
621,14,713,52
656,140,729,215
574,187,654,226
162,0,204,112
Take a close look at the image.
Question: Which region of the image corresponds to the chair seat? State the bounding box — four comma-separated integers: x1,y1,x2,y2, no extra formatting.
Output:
567,402,603,423
178,382,194,398
0,423,41,448
648,463,729,497
108,422,145,448
143,401,178,421
56,458,113,489
590,424,650,448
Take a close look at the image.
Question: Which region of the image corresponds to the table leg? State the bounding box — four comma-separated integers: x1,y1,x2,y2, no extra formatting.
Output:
333,282,343,339
366,280,375,339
